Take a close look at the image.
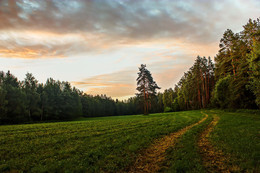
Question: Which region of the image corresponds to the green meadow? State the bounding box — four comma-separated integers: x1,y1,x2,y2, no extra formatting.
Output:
0,110,259,172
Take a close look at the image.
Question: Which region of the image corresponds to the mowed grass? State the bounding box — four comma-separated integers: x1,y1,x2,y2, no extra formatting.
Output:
162,110,259,172
208,110,260,172
1,110,258,172
162,113,213,173
0,111,203,172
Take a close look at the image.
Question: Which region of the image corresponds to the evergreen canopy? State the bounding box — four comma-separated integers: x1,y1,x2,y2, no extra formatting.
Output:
136,64,160,114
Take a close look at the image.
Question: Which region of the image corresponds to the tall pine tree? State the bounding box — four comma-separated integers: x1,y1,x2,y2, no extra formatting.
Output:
136,64,160,115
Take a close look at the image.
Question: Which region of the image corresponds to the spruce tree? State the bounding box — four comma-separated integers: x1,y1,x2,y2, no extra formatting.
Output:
22,73,41,120
136,64,160,114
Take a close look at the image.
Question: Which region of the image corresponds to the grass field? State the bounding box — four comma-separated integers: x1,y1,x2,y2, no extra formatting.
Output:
209,110,260,172
162,113,214,173
162,110,259,172
0,110,259,172
0,111,203,172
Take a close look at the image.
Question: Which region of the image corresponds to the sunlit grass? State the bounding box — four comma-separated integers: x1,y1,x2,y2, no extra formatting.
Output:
163,110,259,172
162,112,213,173
1,110,258,172
209,110,260,172
0,111,203,172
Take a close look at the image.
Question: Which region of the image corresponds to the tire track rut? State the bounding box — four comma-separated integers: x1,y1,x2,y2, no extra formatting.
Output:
128,114,208,173
198,115,240,173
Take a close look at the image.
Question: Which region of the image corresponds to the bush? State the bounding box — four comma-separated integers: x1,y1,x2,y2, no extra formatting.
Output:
164,107,172,113
213,75,231,108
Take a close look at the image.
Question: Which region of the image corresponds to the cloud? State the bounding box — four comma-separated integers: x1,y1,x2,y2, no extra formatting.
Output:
0,30,123,58
0,0,259,59
71,70,137,98
153,64,191,90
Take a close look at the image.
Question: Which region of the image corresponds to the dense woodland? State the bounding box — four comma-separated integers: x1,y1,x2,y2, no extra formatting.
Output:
0,71,137,124
0,18,259,124
160,18,260,111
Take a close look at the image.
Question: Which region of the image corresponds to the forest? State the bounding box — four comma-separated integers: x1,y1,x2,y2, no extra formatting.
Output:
0,18,259,124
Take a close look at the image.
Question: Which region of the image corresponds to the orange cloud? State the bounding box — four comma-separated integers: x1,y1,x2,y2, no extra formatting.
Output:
86,84,135,98
71,70,137,99
0,47,65,59
0,30,124,59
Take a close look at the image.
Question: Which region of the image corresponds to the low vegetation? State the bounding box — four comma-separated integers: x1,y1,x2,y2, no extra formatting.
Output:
0,110,259,172
209,110,260,171
0,111,202,172
162,110,259,172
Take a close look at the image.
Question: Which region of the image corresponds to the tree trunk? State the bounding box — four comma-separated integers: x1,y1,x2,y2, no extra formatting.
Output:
200,69,205,108
207,74,210,105
28,108,31,121
146,93,149,114
41,105,43,121
143,86,146,115
205,74,208,106
197,82,201,109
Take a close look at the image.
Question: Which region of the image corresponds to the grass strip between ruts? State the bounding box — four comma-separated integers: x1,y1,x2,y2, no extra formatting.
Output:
161,112,213,173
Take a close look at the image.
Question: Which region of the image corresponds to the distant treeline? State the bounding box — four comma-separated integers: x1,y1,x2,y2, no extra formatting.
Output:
0,18,259,124
0,72,139,124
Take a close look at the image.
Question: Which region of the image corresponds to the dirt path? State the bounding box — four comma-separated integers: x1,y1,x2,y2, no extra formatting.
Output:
127,113,208,173
198,115,239,173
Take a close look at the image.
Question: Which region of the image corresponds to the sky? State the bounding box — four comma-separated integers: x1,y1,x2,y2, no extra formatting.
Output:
0,0,259,100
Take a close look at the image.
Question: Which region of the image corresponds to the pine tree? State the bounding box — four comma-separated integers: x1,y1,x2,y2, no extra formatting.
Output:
22,73,41,120
136,64,160,115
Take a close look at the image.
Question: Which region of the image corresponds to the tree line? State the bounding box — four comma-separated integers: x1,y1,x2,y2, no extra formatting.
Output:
0,18,259,124
152,17,259,113
213,18,259,109
0,71,136,124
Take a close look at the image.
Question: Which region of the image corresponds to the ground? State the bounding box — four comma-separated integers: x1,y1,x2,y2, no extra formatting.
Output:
0,110,259,172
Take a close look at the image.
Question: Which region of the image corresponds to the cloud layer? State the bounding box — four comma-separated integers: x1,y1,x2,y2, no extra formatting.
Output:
1,0,259,58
